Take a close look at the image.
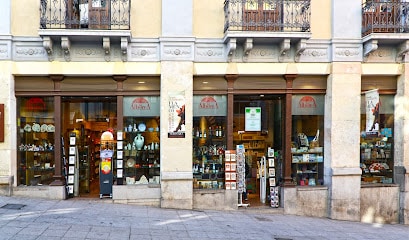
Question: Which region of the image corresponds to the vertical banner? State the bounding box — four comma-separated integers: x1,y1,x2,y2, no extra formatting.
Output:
168,92,186,138
365,89,380,135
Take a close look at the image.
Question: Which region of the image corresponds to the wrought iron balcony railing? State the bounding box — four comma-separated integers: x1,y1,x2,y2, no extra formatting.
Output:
362,0,409,37
40,0,130,30
224,0,311,32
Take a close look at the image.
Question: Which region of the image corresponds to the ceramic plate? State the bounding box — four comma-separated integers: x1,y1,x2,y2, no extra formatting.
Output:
32,123,41,132
138,123,146,132
127,158,135,168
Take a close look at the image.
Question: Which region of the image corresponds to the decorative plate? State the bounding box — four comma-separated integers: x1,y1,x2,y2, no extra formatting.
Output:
127,158,135,168
138,123,146,132
32,123,41,132
24,124,32,132
41,124,48,132
47,124,55,132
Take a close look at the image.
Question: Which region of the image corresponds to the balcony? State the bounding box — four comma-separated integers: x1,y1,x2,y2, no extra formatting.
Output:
362,0,409,60
40,0,130,30
39,0,131,61
223,0,311,61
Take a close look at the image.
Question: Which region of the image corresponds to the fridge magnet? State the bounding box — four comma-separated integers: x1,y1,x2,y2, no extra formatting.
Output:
225,163,231,171
231,163,237,171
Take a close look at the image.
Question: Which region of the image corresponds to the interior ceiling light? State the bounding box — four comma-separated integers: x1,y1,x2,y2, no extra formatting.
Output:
203,81,208,84
138,81,145,84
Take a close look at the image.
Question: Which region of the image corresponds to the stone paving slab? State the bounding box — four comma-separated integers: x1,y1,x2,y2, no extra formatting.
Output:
0,196,408,240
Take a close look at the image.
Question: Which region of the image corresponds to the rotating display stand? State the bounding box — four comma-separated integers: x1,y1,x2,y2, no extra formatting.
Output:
99,130,115,199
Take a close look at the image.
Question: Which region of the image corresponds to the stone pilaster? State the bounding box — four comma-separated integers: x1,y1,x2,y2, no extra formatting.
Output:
160,61,193,209
395,64,409,224
325,62,362,221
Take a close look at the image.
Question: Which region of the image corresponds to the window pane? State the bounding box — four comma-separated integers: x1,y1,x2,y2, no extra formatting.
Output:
17,97,55,186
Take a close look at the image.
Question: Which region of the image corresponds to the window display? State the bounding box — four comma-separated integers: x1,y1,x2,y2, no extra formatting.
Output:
291,95,324,186
17,97,55,186
122,96,160,184
360,94,394,184
193,95,227,189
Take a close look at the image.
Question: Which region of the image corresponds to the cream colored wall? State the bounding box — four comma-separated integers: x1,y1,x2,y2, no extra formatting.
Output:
11,0,39,36
311,0,331,39
193,0,225,38
132,0,161,38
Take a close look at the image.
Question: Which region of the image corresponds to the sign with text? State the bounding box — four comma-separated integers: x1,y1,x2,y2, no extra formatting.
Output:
123,96,160,117
168,92,185,138
245,107,261,131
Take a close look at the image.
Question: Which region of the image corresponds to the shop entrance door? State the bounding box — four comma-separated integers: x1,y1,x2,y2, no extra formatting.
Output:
233,95,284,207
62,97,117,197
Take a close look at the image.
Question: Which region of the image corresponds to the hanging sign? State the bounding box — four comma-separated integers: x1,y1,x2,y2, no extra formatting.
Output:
168,92,185,138
365,89,380,135
245,107,261,131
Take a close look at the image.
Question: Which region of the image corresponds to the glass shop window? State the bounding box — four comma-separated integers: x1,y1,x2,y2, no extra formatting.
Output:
193,95,227,189
360,93,394,184
291,95,325,186
17,97,55,186
122,96,160,185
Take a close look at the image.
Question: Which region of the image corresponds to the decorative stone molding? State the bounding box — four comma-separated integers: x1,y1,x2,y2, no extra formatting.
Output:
243,38,253,62
121,37,128,62
294,39,307,62
396,40,409,63
363,39,378,59
279,39,291,62
103,37,110,62
227,38,236,62
61,36,71,62
43,36,53,60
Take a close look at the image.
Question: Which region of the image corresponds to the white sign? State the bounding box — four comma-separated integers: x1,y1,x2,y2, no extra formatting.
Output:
245,107,261,131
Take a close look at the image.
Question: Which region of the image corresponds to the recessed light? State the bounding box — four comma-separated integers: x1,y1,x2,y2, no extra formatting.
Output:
138,81,145,84
203,81,208,84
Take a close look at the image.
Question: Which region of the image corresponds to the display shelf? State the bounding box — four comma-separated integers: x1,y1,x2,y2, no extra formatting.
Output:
291,149,323,186
18,130,55,186
360,136,393,184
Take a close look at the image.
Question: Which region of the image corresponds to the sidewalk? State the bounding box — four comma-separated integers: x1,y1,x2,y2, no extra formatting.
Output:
0,195,408,240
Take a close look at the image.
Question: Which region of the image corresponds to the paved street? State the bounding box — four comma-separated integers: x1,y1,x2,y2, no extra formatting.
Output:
0,195,408,240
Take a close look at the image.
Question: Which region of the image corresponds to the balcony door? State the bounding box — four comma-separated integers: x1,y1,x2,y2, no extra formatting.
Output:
88,0,110,29
67,0,110,29
242,0,281,31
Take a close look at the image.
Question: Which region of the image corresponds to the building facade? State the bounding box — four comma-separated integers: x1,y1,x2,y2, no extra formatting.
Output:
0,0,408,225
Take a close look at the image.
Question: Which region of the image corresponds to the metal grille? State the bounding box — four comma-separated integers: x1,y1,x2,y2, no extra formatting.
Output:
40,0,130,30
362,0,409,36
224,0,311,32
